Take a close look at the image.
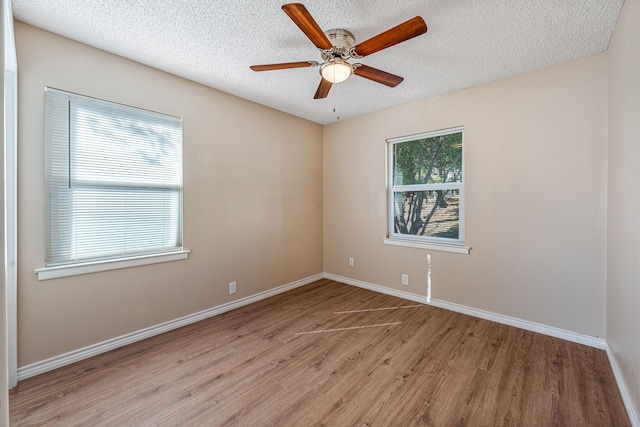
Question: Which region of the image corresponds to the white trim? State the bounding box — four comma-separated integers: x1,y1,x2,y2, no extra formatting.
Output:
17,273,323,380
35,250,190,280
324,273,606,349
428,298,607,349
3,0,17,389
383,238,470,254
605,345,640,427
324,273,429,304
392,182,462,192
387,125,465,144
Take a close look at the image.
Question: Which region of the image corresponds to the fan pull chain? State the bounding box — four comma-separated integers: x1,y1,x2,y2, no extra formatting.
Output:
333,83,340,120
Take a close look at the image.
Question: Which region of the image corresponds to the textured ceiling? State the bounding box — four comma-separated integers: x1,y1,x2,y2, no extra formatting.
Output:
12,0,623,125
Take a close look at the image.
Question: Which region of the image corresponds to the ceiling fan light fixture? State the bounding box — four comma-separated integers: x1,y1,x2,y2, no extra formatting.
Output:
320,59,352,83
251,4,428,99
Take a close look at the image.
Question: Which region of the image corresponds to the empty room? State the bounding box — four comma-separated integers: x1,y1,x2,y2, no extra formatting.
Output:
1,0,639,426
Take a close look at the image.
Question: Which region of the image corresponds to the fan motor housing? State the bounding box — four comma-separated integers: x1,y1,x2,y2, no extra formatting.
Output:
322,29,355,60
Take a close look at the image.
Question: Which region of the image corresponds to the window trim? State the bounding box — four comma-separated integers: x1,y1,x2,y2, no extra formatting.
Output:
386,126,469,254
383,237,470,254
35,249,190,280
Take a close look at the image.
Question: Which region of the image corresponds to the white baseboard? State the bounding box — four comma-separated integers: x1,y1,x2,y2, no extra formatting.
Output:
324,273,606,349
428,298,607,349
18,273,324,381
606,345,640,427
323,273,430,305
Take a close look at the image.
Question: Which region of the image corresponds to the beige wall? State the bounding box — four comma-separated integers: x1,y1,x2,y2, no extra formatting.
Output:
607,0,640,420
324,53,608,337
15,22,323,366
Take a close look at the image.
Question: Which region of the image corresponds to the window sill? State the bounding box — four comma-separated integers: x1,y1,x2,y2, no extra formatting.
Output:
383,238,470,254
35,250,190,280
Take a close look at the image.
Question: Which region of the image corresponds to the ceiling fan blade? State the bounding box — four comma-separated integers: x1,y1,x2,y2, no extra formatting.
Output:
314,78,332,99
353,65,404,87
282,3,333,50
352,16,427,57
250,61,318,72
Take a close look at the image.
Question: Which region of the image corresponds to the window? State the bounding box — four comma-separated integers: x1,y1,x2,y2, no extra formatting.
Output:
41,88,185,274
386,127,467,253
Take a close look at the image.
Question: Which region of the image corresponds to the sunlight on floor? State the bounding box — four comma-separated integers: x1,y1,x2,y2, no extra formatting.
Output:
333,305,422,314
295,322,403,335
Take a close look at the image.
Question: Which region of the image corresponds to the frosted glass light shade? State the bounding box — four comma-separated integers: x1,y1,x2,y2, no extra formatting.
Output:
320,59,352,83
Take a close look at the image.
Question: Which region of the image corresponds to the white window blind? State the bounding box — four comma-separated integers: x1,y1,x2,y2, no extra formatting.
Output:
44,88,183,267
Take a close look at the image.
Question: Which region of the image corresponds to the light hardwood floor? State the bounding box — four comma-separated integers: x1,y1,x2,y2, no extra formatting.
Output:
10,279,630,426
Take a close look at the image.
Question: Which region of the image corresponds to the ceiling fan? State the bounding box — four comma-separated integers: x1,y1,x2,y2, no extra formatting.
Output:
250,3,428,99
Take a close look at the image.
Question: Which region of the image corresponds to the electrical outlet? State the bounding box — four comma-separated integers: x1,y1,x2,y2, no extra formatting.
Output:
229,281,237,294
349,257,354,266
401,274,409,286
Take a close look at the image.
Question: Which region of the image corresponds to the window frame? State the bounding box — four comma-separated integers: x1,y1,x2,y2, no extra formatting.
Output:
384,126,470,254
36,87,189,280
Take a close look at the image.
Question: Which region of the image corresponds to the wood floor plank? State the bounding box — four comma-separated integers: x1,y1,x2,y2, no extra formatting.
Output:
10,279,630,426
